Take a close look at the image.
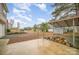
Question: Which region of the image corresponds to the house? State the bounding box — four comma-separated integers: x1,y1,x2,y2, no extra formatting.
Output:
0,3,8,38
7,20,14,30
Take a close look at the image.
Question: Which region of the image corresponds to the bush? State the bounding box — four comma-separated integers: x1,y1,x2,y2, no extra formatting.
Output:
7,29,11,32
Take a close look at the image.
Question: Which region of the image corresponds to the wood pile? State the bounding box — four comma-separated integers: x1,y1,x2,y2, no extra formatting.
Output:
44,36,73,47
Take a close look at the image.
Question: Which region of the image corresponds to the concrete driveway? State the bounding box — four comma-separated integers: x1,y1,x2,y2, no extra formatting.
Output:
5,39,79,55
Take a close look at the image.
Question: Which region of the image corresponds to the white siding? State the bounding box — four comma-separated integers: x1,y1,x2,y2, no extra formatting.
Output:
0,4,7,38
48,29,53,32
53,27,63,34
0,24,5,38
0,4,2,13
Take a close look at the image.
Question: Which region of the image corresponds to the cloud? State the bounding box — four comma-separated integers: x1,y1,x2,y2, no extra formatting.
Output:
9,6,32,22
18,14,32,22
28,14,32,17
13,8,26,14
36,18,46,24
14,3,31,11
34,4,47,11
7,16,15,20
7,14,32,28
12,4,32,22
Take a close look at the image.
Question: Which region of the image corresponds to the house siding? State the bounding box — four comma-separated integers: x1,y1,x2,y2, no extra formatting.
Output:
0,4,2,13
0,3,7,38
53,27,63,34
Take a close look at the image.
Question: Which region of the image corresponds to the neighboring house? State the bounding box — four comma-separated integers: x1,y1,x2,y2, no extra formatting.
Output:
7,19,14,30
0,3,8,38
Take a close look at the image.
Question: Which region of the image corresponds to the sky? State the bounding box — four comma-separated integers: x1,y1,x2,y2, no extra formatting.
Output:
7,3,53,29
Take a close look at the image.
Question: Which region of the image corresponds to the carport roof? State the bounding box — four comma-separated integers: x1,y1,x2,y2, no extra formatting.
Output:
49,16,79,27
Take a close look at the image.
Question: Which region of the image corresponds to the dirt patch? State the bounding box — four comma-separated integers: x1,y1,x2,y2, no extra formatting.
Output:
6,32,53,44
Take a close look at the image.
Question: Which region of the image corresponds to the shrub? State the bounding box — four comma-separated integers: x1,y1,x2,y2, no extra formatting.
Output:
7,29,11,32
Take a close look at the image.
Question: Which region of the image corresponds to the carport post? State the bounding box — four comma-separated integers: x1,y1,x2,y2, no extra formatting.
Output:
73,18,75,47
52,22,54,35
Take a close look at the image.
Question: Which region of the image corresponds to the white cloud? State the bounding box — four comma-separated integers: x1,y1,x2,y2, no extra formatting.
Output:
34,4,47,11
36,18,46,24
12,4,32,22
25,16,32,21
14,3,47,12
28,14,32,17
7,16,15,20
13,8,26,14
7,14,32,28
9,7,32,22
14,3,31,11
13,8,20,13
18,14,32,22
14,19,25,24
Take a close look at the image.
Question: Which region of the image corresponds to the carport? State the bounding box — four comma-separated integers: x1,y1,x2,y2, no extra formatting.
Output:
49,16,79,48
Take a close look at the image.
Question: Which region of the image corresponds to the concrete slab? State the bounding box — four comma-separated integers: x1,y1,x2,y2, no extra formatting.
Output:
4,39,79,55
0,39,9,55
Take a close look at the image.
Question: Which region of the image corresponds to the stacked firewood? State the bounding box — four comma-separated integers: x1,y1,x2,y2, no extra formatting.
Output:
44,36,73,47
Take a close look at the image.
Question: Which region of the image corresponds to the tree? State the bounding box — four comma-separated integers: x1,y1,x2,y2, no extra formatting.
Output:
40,23,48,32
33,24,37,32
7,29,11,32
24,27,32,30
52,3,79,20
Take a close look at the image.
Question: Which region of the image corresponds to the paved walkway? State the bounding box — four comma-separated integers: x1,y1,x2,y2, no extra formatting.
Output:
5,39,79,55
